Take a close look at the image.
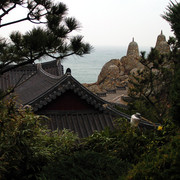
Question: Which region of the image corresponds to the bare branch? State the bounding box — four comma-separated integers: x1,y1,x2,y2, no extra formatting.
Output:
0,2,49,28
1,73,25,99
0,17,29,28
0,3,17,21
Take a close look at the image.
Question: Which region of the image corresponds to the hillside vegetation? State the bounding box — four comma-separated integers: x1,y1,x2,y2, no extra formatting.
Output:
0,1,180,179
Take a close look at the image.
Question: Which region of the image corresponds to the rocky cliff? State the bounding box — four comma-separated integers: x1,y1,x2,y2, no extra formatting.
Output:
84,31,170,94
84,38,143,93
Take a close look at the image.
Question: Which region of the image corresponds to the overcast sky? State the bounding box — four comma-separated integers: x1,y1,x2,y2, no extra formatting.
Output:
0,0,175,48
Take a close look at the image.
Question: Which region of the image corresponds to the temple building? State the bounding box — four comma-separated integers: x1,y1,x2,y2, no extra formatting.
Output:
0,39,159,137
0,60,134,138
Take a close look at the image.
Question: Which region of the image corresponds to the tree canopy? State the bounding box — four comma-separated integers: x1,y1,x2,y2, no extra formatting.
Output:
0,0,92,75
0,1,179,179
128,0,180,125
162,0,180,46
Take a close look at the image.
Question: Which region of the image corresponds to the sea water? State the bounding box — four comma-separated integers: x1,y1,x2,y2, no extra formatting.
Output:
43,46,150,83
61,46,127,83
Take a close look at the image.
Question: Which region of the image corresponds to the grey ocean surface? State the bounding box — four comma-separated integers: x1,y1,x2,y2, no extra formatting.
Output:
62,46,127,84
43,46,150,84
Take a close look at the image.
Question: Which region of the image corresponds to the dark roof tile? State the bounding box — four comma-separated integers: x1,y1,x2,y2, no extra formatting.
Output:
43,112,115,138
15,66,61,105
0,60,63,91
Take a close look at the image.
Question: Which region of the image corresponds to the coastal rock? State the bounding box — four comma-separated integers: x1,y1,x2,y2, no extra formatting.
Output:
155,31,170,54
130,68,139,75
127,38,139,58
119,64,125,75
86,38,142,92
119,74,129,81
120,56,142,74
99,76,122,90
97,59,120,84
85,32,170,95
83,83,102,93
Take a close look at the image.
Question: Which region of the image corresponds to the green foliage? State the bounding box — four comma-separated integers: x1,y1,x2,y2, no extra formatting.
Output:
0,0,92,75
162,1,180,46
0,98,179,180
79,118,179,179
0,97,79,179
42,129,79,157
128,1,180,126
126,134,180,180
170,64,180,125
0,100,45,179
0,97,50,179
128,49,173,123
163,1,180,125
41,150,127,180
81,118,154,165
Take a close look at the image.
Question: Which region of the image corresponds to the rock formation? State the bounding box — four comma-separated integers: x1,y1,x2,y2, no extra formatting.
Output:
84,38,142,93
127,37,139,58
155,30,170,54
84,32,170,94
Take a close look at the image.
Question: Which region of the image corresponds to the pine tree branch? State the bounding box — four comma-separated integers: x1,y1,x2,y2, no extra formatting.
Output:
0,59,32,75
0,60,14,70
26,3,48,24
0,2,48,28
142,94,163,123
0,4,17,21
0,51,44,75
0,17,29,28
44,51,77,60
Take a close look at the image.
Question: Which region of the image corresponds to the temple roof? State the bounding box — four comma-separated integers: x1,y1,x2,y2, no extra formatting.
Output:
13,65,135,138
2,60,158,138
43,111,116,138
14,65,128,117
0,60,63,91
15,63,62,105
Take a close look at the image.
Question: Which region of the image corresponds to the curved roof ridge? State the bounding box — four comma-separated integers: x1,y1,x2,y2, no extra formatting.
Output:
37,63,61,79
25,74,68,106
27,72,109,111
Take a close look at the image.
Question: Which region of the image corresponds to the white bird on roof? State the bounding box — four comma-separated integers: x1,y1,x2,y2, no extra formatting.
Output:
130,112,141,127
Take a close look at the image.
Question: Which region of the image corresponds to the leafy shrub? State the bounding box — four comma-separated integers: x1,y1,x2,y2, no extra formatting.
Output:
41,150,128,180
82,118,156,164
42,128,79,156
79,118,179,179
126,134,180,180
1,97,179,180
0,97,79,180
0,98,50,179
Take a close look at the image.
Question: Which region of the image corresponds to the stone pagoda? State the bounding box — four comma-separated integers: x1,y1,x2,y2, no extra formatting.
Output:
155,30,170,54
127,38,140,58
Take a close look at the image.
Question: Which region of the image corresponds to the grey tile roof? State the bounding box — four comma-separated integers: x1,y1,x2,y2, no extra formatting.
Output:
0,64,36,91
15,65,61,105
41,111,115,138
0,60,62,91
15,66,112,112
